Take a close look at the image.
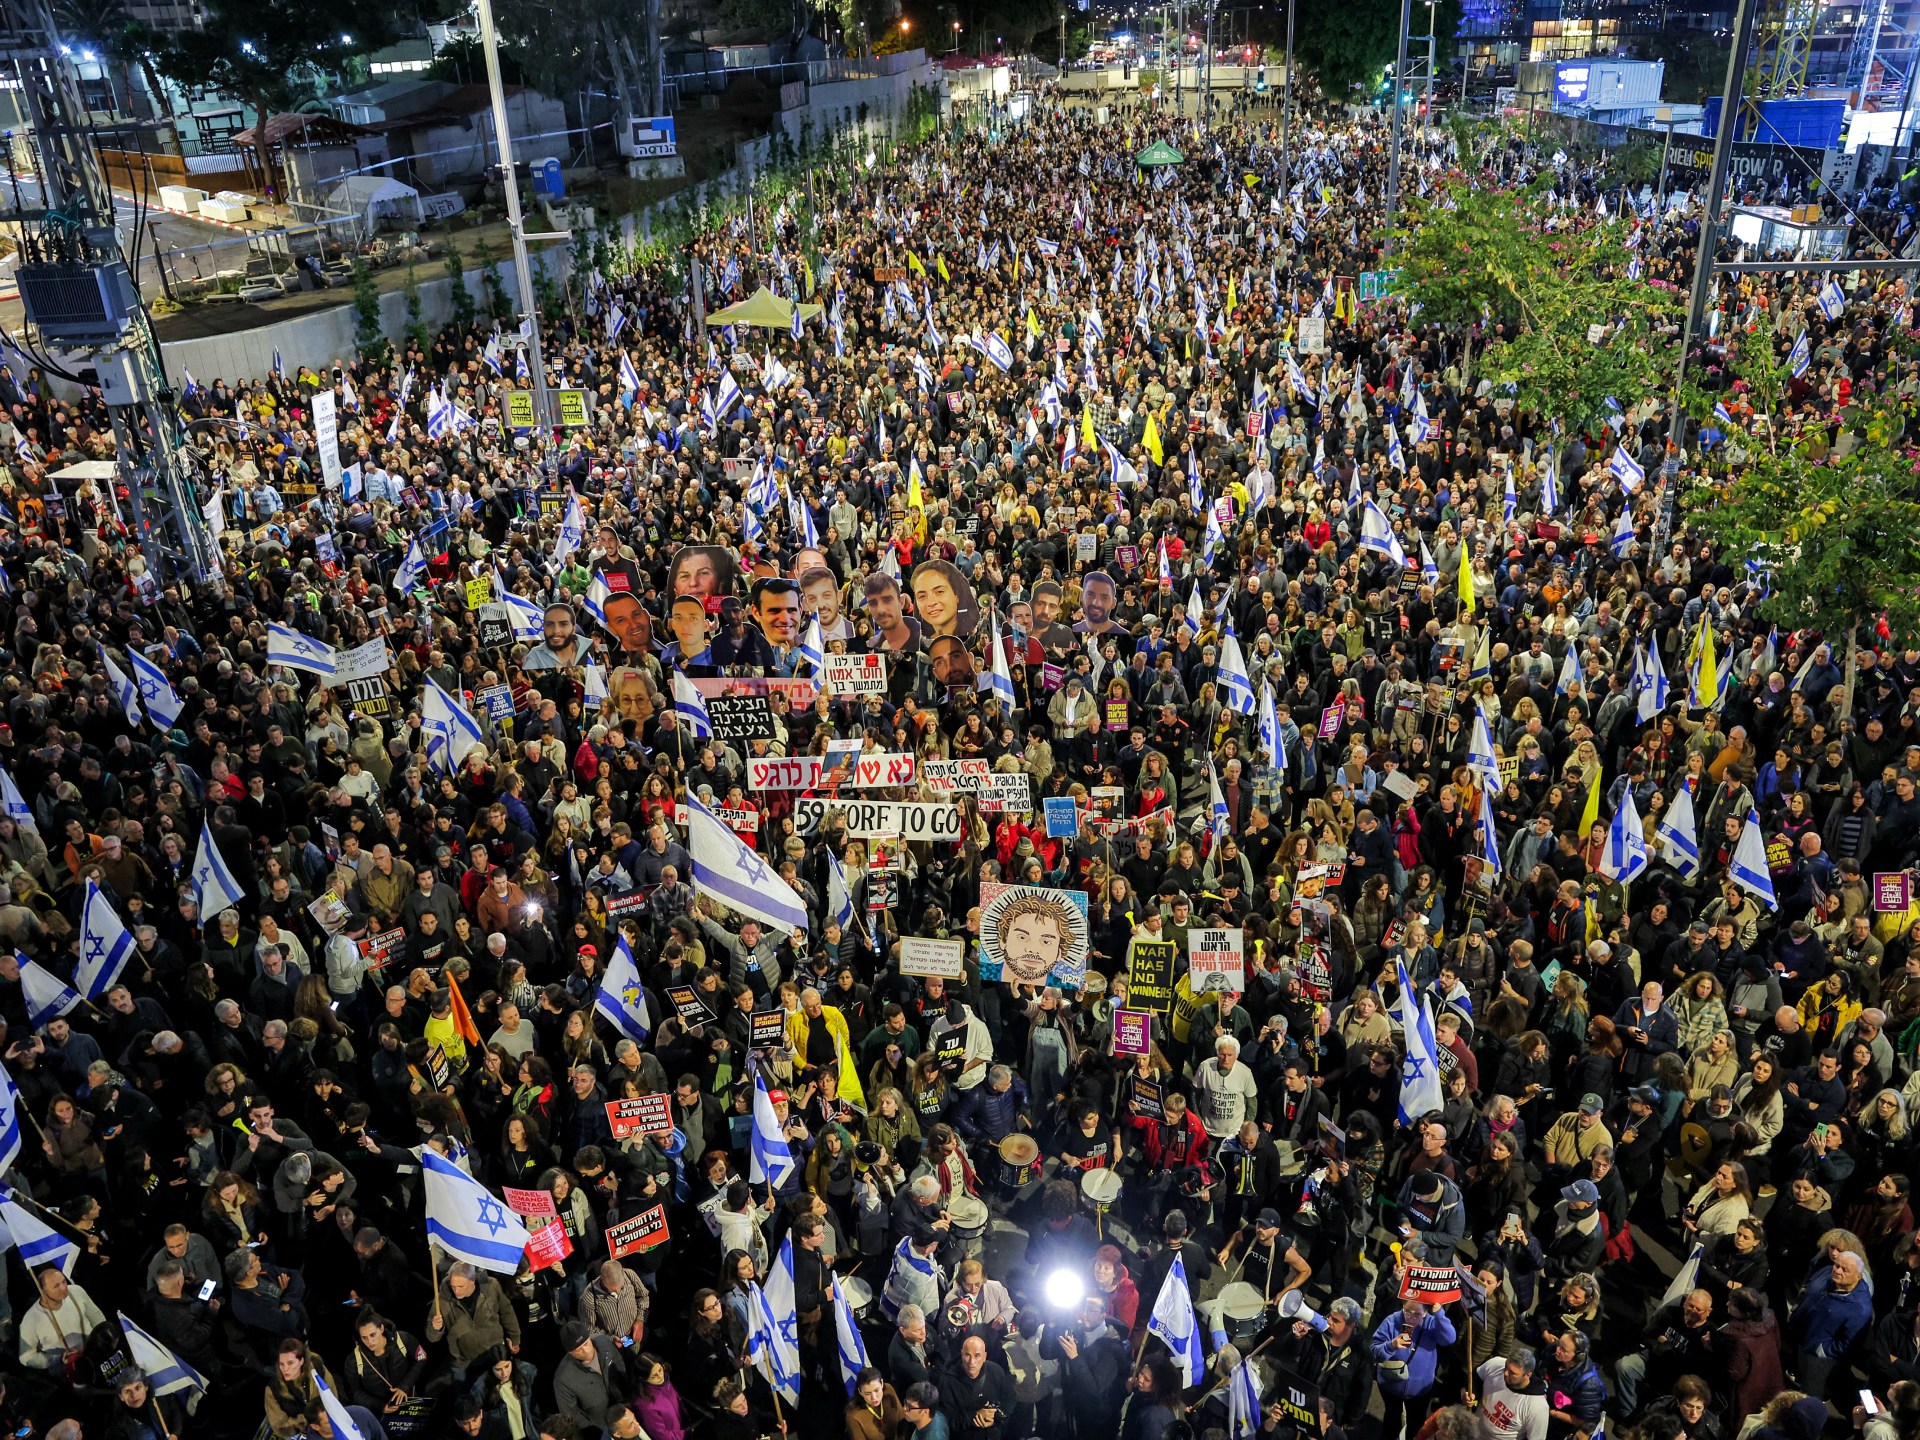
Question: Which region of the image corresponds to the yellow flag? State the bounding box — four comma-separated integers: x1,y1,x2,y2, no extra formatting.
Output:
1143,413,1164,465
1013,251,1021,282
1578,766,1602,839
908,456,925,511
1082,406,1096,449
1458,544,1476,614
836,1037,867,1109
1226,275,1237,315
936,255,950,281
1695,619,1722,708
907,253,926,276
1026,307,1042,340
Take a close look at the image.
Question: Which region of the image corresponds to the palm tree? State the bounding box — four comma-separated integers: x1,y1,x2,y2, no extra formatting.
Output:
50,0,175,119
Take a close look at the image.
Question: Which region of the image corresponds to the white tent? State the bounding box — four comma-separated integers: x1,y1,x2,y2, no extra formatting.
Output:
327,175,424,232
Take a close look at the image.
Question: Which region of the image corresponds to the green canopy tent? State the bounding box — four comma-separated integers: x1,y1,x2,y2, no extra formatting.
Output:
1135,140,1186,167
703,285,825,328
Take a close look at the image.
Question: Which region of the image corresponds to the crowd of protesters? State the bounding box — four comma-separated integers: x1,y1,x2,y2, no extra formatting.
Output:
0,74,1907,1440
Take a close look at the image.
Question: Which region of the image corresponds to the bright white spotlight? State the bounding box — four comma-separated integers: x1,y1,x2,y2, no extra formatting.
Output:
1043,1269,1086,1310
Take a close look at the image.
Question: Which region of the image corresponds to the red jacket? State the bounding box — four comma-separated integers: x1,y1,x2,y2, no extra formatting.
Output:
1126,1110,1210,1174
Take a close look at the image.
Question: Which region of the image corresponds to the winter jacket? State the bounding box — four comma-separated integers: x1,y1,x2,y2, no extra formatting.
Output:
577,1265,648,1341
425,1276,522,1373
1368,1309,1456,1397
1789,1263,1874,1360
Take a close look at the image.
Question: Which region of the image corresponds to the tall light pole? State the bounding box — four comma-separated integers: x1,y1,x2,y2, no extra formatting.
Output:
474,0,553,425
1277,0,1294,196
1423,0,1435,119
1383,0,1412,255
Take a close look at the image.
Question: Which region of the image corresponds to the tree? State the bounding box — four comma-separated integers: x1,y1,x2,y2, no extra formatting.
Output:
1292,0,1461,100
1396,180,1685,435
402,265,429,352
1686,396,1920,718
475,237,511,321
152,0,399,195
443,242,476,333
351,260,387,365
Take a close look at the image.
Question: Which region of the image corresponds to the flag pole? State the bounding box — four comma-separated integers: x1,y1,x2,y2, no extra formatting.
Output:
151,1395,174,1440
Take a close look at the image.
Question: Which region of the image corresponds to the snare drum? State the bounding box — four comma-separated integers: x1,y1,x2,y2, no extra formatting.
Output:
947,1193,990,1256
1080,1165,1123,1212
839,1275,876,1324
1215,1281,1269,1345
997,1133,1041,1189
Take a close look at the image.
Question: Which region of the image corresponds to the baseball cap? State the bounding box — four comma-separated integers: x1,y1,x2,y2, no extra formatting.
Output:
1629,1084,1659,1105
1578,1093,1604,1115
1561,1179,1601,1205
767,1089,788,1105
1255,1209,1283,1228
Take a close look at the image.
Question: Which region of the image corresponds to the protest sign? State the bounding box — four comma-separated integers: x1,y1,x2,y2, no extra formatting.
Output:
976,772,1033,813
667,985,716,1028
792,798,963,842
1875,872,1913,912
1188,928,1246,993
1399,1263,1465,1304
1131,1078,1165,1119
708,695,778,742
605,1093,674,1140
1127,939,1178,1013
899,937,967,979
525,1220,571,1272
750,1009,788,1049
502,1186,559,1218
1113,1009,1152,1056
824,653,888,695
606,1205,669,1259
1042,796,1079,838
922,758,990,792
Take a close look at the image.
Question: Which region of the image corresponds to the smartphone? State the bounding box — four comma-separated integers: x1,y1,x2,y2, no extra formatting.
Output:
1862,1392,1879,1416
198,1279,216,1302
618,1337,634,1348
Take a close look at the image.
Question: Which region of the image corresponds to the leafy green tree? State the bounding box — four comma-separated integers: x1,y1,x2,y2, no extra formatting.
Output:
1397,180,1684,435
351,260,388,364
152,0,399,193
443,241,476,332
1687,397,1920,716
476,237,511,321
1293,0,1460,99
402,265,429,352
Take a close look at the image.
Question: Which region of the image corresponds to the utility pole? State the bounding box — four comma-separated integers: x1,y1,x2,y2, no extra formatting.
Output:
1656,0,1762,552
1383,0,1413,255
475,0,554,426
1277,0,1295,196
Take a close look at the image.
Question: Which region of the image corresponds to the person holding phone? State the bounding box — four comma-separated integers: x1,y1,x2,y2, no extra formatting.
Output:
938,1336,1014,1440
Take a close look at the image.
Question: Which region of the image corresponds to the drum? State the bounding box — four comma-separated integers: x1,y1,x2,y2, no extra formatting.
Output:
839,1275,876,1324
1080,1166,1123,1237
997,1134,1041,1189
947,1193,990,1255
1215,1281,1269,1345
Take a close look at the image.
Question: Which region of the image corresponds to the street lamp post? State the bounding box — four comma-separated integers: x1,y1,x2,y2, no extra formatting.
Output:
1424,0,1435,118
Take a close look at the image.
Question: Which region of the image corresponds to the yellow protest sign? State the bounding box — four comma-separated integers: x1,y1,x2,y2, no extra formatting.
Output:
505,391,536,429
556,390,589,427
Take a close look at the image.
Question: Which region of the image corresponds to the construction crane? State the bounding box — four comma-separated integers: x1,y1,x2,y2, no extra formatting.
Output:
1746,0,1817,107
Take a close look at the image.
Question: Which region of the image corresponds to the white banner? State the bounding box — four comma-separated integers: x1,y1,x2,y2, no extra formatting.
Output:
793,798,963,842
898,936,967,978
976,772,1033,813
824,653,888,695
922,758,990,792
748,752,919,792
332,638,393,683
312,391,343,492
748,756,823,791
1188,927,1246,993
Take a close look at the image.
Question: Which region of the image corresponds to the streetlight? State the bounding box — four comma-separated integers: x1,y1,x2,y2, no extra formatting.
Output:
1423,0,1435,120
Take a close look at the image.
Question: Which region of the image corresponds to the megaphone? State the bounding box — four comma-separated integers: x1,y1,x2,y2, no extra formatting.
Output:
1277,1290,1326,1331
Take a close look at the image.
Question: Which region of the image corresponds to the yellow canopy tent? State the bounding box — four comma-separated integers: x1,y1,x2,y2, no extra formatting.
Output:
704,285,825,328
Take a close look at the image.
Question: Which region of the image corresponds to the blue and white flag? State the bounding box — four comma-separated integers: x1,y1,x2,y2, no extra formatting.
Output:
594,933,653,1045
1419,538,1439,588
833,1278,872,1394
1183,580,1204,639
190,817,246,920
499,588,544,643
1635,641,1670,721
1601,791,1649,883
618,350,642,398
688,796,807,934
1467,708,1501,794
1203,502,1225,568
1611,506,1637,557
0,1185,76,1272
102,652,142,726
1556,645,1584,696
583,574,611,630
1208,759,1231,842
422,1147,530,1273
121,1314,207,1405
1146,1256,1205,1387
1818,279,1846,321
128,649,184,730
0,1061,21,1178
0,767,35,836
420,677,486,774
1608,444,1645,493
1257,682,1284,770
1788,331,1811,378
1730,811,1778,910
672,672,713,738
394,535,429,595
1359,498,1407,567
1218,626,1256,715
982,331,1014,373
796,614,825,674
1657,786,1701,879
181,370,198,397
752,1239,803,1403
827,851,857,934
1540,448,1560,513
1104,440,1142,488
749,1062,799,1196
553,494,587,565
1503,463,1517,523
1477,783,1503,877
77,877,135,1002
1392,959,1445,1123
266,624,338,677
985,615,1018,714
1228,1353,1262,1440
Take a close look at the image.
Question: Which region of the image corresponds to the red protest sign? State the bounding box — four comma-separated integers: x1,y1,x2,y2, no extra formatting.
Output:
606,1205,669,1259
502,1186,557,1218
606,1094,674,1141
525,1220,572,1272
1398,1262,1463,1304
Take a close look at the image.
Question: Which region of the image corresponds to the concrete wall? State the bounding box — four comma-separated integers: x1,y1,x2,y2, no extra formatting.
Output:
775,51,942,143
155,249,569,387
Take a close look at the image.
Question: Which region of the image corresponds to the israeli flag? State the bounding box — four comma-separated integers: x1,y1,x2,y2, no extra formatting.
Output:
748,1062,799,1196
1146,1256,1205,1387
554,494,587,565
1203,503,1226,569
1184,581,1204,639
827,851,857,933
1208,759,1231,841
1540,448,1560,512
1657,785,1702,879
672,672,713,738
1602,791,1649,883
0,1061,21,1177
985,615,1018,713
1387,427,1406,473
421,1146,529,1274
982,331,1014,373
1729,811,1778,910
1818,279,1846,320
1228,1353,1262,1440
1188,448,1206,512
190,817,246,920
394,536,429,595
618,350,641,398
420,677,486,775
1419,538,1439,588
1467,708,1501,794
1788,331,1811,378
833,1278,873,1394
582,665,608,711
1556,645,1584,696
796,614,825,674
1635,641,1670,721
482,335,502,375
1609,444,1645,493
121,1314,207,1405
77,877,135,1001
583,574,611,630
1392,958,1445,1123
1503,464,1517,523
593,933,653,1045
102,652,143,726
1477,783,1503,876
1359,498,1407,567
266,624,338,677
1218,626,1257,715
181,369,198,397
0,1185,77,1272
0,767,35,835
1257,683,1284,770
128,650,184,730
714,368,744,423
689,795,807,934
1611,506,1637,557
750,1245,802,1404
1105,440,1142,487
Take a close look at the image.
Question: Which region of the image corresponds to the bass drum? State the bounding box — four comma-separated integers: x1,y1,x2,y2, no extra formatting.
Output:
947,1193,990,1257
